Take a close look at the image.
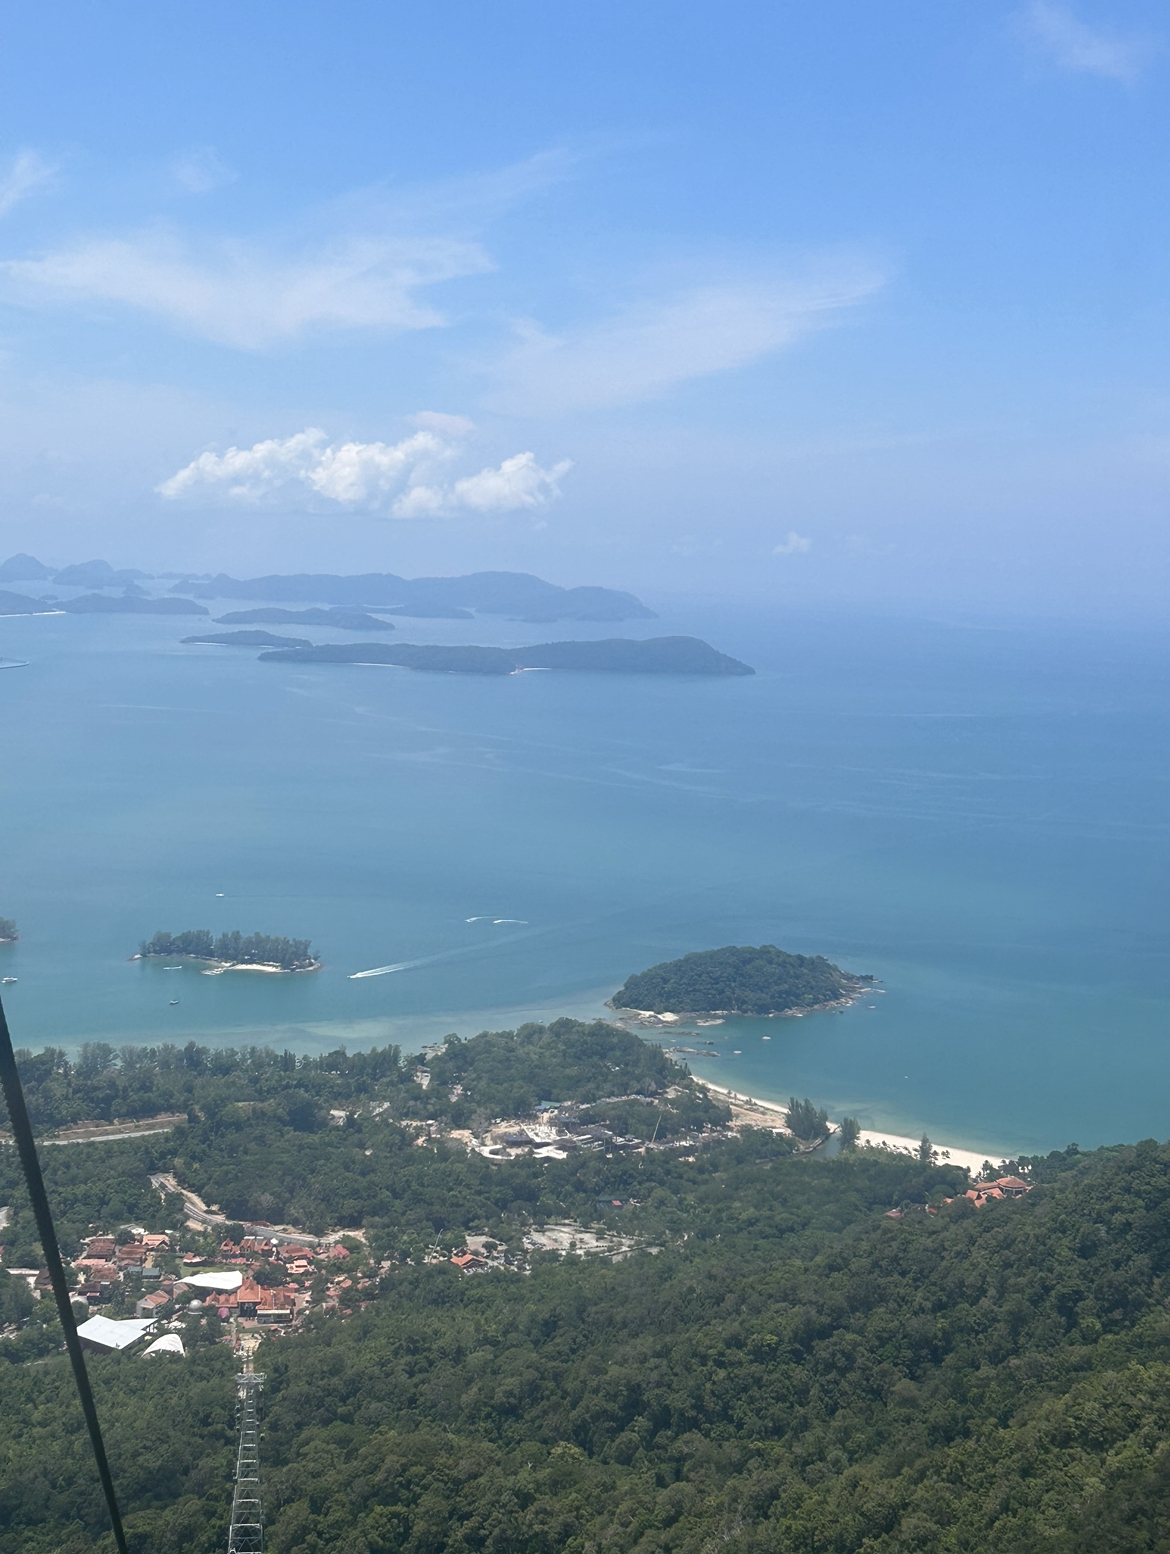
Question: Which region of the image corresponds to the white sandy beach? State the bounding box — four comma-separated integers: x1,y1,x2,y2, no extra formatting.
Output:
698,1080,1007,1176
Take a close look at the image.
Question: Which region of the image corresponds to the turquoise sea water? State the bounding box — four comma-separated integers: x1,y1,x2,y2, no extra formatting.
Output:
0,600,1167,1157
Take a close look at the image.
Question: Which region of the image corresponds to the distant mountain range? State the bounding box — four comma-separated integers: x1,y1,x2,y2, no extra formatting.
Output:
173,570,655,622
0,555,656,623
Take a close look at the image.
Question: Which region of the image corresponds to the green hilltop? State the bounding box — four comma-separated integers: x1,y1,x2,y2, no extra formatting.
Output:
613,942,869,1015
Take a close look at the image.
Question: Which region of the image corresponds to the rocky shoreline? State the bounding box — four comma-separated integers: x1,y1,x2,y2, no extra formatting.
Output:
608,980,874,1029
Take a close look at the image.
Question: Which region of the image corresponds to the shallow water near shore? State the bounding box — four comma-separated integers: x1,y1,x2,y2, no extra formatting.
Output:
0,598,1167,1157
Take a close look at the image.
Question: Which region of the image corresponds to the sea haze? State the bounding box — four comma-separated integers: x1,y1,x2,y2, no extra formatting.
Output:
0,599,1166,1157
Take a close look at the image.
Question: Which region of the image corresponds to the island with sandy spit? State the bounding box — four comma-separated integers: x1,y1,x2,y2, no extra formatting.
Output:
182,630,314,649
611,944,874,1019
0,589,60,615
258,636,754,676
135,929,320,973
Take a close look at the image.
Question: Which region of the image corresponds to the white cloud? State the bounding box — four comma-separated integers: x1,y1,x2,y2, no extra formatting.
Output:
452,451,572,511
411,410,477,436
773,531,812,556
0,228,489,349
0,151,574,349
1022,2,1148,81
0,151,54,218
171,148,237,195
487,262,884,415
158,422,571,517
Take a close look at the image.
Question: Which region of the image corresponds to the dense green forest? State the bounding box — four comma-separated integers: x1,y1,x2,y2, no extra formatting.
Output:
0,1019,711,1137
613,945,867,1016
138,931,315,970
7,1121,1170,1551
0,917,16,941
8,1025,1170,1551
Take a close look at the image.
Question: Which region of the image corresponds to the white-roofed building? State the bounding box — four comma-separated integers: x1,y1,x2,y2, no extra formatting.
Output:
180,1269,243,1293
142,1333,185,1358
76,1315,156,1353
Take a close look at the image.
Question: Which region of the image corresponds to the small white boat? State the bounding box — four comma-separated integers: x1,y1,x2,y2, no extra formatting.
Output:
169,999,180,1006
163,965,183,972
1,976,16,984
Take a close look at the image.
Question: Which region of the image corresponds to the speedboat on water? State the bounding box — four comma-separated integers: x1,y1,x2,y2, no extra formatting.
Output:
1,976,15,984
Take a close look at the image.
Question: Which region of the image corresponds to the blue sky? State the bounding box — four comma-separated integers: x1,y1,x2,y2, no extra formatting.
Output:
0,1,1167,611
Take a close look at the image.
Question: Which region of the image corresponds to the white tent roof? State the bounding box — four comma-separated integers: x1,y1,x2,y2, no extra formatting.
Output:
181,1269,243,1292
77,1315,155,1351
142,1333,185,1357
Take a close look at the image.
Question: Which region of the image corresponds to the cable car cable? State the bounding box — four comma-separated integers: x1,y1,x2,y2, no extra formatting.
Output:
0,994,130,1554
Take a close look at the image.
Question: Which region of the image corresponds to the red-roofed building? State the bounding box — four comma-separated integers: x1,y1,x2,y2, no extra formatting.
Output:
450,1252,487,1271
237,1277,261,1318
256,1287,297,1325
989,1176,1030,1197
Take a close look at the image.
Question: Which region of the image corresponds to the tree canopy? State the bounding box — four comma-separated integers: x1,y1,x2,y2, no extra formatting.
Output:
138,931,315,970
613,944,862,1015
5,1022,1170,1553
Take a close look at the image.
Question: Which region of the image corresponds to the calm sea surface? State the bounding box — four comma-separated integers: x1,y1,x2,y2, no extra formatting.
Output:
0,599,1167,1157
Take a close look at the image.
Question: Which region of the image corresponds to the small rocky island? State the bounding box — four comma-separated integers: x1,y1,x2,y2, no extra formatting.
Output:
136,929,319,972
0,917,17,943
611,944,874,1018
258,636,754,676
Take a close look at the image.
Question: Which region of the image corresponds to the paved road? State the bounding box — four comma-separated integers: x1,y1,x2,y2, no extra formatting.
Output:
149,1173,323,1247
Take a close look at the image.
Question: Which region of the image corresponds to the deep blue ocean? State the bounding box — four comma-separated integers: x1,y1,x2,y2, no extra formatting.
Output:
0,598,1167,1158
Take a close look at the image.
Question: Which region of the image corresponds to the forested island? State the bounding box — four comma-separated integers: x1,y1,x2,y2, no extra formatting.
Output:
170,568,656,622
59,593,208,615
0,1021,1165,1552
0,916,16,942
612,943,873,1015
215,606,396,630
0,588,209,616
0,589,56,615
258,635,754,676
181,630,313,649
0,556,656,623
136,929,317,971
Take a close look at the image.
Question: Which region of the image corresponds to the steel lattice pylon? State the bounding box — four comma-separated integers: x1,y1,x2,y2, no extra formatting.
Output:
228,1362,266,1554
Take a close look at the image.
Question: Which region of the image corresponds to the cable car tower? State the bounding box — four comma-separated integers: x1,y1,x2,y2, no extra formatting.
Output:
228,1339,265,1554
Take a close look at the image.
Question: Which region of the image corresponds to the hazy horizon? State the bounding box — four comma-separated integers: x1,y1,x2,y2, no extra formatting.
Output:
0,4,1167,617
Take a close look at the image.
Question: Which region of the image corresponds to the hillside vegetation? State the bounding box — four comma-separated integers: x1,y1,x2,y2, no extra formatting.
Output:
5,1025,1170,1552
